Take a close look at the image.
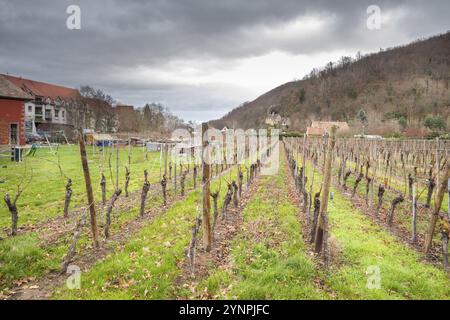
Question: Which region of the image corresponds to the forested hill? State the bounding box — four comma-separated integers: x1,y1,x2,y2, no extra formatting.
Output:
210,31,450,136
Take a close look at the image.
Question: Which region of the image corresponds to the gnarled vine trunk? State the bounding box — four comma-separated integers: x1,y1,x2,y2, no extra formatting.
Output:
64,178,72,218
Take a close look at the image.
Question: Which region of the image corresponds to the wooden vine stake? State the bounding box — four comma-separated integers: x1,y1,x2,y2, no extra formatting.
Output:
424,161,450,254
411,183,417,244
314,126,337,255
78,130,99,249
100,174,106,205
201,122,212,252
447,177,450,220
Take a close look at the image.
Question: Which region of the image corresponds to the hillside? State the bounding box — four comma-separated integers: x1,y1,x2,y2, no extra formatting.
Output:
210,32,450,136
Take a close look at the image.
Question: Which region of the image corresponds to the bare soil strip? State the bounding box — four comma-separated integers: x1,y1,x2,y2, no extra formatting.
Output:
283,151,338,296
5,168,232,300
173,175,261,299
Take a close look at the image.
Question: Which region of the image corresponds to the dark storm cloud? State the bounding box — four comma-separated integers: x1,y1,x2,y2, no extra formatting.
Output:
0,0,449,121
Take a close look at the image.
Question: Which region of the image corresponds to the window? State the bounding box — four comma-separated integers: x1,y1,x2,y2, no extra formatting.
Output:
45,109,52,121
55,110,59,119
10,123,18,145
28,105,32,112
62,110,65,118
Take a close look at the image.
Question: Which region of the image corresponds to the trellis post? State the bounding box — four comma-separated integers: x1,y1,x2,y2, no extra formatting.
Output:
202,122,212,252
314,126,337,254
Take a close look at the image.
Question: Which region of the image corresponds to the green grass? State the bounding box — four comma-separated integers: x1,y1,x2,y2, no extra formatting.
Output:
53,165,244,299
340,158,448,213
341,165,446,244
197,152,329,299
298,155,450,299
2,144,448,300
0,146,201,292
0,145,165,235
323,187,450,299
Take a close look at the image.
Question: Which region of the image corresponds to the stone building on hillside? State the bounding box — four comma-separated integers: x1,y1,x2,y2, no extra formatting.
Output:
306,121,350,137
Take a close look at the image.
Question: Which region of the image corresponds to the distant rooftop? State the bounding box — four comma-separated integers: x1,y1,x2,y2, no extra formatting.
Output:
0,74,80,101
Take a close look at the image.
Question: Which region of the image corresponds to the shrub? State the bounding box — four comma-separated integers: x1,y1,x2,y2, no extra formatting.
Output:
424,116,447,131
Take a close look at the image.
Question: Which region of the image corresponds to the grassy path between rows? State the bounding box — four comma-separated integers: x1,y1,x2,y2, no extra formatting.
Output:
0,161,200,293
304,158,450,299
196,150,329,299
31,148,449,300
53,165,245,299
322,187,449,299
0,146,163,232
199,150,449,299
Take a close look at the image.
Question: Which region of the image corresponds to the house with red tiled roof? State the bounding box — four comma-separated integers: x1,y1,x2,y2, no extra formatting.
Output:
84,97,117,132
306,120,350,137
1,74,82,136
306,126,325,137
0,75,33,145
115,105,137,132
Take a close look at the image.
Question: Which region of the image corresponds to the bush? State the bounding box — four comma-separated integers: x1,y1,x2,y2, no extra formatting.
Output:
424,116,447,131
397,116,407,128
426,131,441,139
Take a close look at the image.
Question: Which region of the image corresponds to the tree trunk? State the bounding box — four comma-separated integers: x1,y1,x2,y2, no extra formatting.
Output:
140,170,150,217
408,173,414,200
193,165,197,189
202,122,212,252
352,173,363,197
387,194,404,226
376,184,385,215
412,184,418,244
310,192,321,243
63,178,72,218
124,166,130,197
314,126,337,254
4,194,19,236
187,204,202,274
232,181,239,207
424,162,450,253
161,174,167,206
365,177,372,205
100,174,106,205
343,171,351,190
222,183,233,219
79,133,99,248
425,177,436,208
211,191,219,240
238,167,243,197
61,213,86,273
441,220,449,269
180,171,187,196
105,188,122,238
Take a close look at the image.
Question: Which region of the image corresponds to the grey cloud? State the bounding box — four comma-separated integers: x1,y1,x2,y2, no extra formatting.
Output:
0,0,449,121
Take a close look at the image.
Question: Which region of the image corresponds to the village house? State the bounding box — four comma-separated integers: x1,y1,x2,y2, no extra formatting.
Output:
84,97,117,133
265,106,291,130
306,121,350,137
1,74,81,138
115,104,137,132
0,75,33,146
0,74,120,146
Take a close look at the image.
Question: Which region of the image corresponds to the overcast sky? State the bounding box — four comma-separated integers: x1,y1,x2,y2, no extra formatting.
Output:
1,0,449,122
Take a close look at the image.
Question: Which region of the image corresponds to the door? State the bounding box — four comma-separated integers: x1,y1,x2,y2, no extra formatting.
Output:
10,123,19,145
